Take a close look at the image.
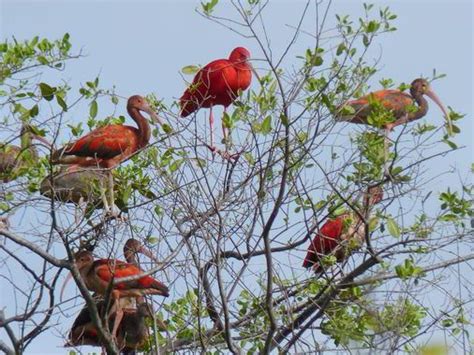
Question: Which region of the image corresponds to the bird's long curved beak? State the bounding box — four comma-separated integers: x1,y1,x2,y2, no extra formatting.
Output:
425,88,452,135
60,272,74,302
137,244,161,265
143,106,165,126
32,134,53,148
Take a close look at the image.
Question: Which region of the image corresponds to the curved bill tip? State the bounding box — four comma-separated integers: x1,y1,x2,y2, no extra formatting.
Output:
60,272,74,302
425,88,453,136
138,245,161,265
148,109,165,126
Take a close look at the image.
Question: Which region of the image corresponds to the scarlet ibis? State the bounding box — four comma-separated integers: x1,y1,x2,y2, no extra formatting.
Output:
0,124,50,182
65,239,163,350
62,249,168,339
53,95,164,216
180,47,253,155
303,186,383,273
336,78,451,133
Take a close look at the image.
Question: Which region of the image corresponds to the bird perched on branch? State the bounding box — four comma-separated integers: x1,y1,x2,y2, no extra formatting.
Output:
335,78,451,133
303,186,383,273
52,95,164,216
65,239,166,352
180,47,254,158
61,241,168,340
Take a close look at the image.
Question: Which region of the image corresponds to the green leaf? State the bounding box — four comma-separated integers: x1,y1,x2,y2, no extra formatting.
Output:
39,83,55,101
181,65,200,75
56,95,67,111
29,105,39,118
222,111,232,129
280,114,289,127
366,21,380,33
90,100,98,118
37,55,48,65
201,0,219,15
336,43,346,56
162,123,173,134
386,217,400,237
261,116,272,135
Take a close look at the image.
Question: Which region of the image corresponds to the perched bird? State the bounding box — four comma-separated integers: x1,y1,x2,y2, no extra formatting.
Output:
52,95,164,216
336,78,451,133
65,239,164,352
66,300,152,354
0,124,50,182
303,186,383,273
61,249,169,339
180,47,253,154
40,168,108,206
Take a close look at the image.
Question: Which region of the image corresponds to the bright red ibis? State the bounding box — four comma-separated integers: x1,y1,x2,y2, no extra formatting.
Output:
62,249,168,339
53,95,164,216
336,78,451,133
303,186,383,273
180,47,253,155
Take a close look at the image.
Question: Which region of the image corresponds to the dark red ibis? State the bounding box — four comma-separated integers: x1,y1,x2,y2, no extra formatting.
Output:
303,186,383,273
336,78,451,133
62,248,168,339
52,95,164,216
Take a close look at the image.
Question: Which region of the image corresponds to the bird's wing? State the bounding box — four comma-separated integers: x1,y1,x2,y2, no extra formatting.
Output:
180,59,237,116
337,90,413,122
58,125,136,160
302,216,345,269
94,259,168,295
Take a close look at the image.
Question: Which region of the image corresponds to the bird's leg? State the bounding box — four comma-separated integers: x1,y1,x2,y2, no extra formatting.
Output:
382,128,394,182
111,299,124,341
209,105,215,151
104,171,125,221
74,196,86,224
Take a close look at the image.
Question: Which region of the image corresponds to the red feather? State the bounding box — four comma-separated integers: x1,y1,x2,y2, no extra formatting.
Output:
339,89,414,125
59,125,140,168
302,216,345,269
180,47,252,117
93,259,169,296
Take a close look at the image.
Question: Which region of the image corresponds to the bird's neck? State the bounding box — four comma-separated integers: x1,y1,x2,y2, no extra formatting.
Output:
409,93,428,121
128,107,151,148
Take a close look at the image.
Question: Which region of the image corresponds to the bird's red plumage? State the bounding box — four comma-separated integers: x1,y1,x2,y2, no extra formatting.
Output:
180,50,252,117
92,259,169,295
302,216,346,269
339,89,414,125
60,125,140,168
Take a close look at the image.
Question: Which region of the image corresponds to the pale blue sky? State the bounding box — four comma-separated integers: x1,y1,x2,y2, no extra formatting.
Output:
1,0,472,353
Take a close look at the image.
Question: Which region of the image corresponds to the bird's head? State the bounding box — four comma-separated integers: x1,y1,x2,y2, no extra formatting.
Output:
127,95,164,125
60,250,94,302
123,238,160,265
410,78,430,97
74,250,95,269
410,78,452,134
364,185,384,207
229,47,251,64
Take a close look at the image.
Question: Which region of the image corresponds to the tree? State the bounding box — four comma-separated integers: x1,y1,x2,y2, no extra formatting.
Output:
0,1,472,354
